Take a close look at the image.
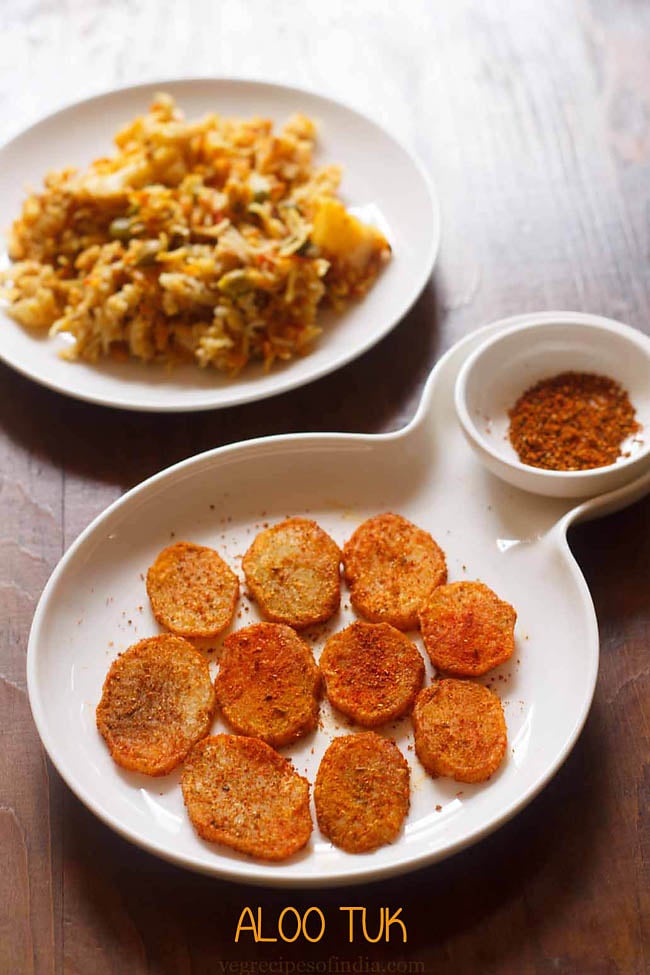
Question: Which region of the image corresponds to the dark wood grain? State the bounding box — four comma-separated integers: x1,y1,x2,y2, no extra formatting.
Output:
2,0,649,972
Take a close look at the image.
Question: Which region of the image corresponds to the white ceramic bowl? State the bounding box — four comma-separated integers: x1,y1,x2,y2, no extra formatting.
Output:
454,312,650,498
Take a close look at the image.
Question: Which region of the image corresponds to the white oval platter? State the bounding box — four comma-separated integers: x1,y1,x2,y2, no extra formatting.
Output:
26,316,650,887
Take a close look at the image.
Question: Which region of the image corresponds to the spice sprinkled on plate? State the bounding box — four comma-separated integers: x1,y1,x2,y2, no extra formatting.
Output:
508,371,640,471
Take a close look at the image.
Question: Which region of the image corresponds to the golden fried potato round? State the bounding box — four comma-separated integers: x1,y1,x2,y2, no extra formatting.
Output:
419,581,516,676
314,732,410,853
146,541,239,639
412,679,507,783
342,513,447,630
320,621,424,727
214,622,321,748
182,735,312,861
242,517,341,629
96,635,216,776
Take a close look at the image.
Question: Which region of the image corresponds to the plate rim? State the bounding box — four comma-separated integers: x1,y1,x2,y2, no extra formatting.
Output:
29,315,648,887
0,75,440,413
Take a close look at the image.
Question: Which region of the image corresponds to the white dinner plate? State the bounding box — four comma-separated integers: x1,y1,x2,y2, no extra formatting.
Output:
0,77,438,412
27,318,650,887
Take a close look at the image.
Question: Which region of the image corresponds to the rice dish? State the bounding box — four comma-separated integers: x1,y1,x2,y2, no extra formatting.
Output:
2,93,390,374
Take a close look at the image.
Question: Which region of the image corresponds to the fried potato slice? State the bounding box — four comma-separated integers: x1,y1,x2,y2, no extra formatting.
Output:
419,581,516,676
96,634,216,776
242,517,341,629
315,732,410,853
214,622,321,747
342,513,447,630
182,734,312,860
320,621,424,727
146,541,239,639
413,679,507,783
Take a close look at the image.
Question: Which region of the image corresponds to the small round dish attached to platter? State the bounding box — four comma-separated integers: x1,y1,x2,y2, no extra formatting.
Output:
0,77,439,412
455,312,650,497
27,312,650,888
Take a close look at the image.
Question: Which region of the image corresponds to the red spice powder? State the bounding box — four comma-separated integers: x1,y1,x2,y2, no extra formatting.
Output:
508,371,640,471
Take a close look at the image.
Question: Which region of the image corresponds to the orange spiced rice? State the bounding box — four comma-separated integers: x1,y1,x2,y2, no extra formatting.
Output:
2,93,390,375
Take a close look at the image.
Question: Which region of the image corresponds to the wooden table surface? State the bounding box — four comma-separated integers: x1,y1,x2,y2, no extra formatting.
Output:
1,2,649,973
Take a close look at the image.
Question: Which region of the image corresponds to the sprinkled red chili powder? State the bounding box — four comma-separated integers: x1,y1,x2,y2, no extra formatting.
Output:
508,371,640,471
